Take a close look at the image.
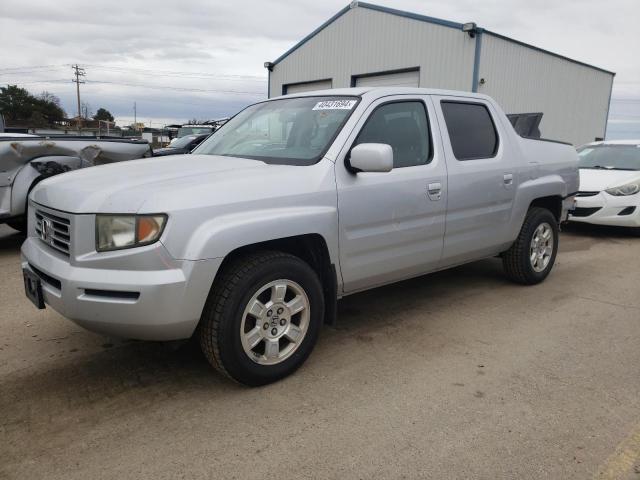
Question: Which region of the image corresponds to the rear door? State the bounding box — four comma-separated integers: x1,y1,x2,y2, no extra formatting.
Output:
434,96,517,265
335,95,447,293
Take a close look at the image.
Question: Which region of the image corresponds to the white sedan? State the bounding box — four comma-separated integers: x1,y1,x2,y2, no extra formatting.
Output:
570,140,640,234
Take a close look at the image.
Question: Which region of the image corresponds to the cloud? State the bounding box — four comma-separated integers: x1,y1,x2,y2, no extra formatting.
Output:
0,0,638,128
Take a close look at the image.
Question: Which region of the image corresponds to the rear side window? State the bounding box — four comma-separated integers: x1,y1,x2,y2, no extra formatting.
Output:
354,101,431,168
441,101,498,160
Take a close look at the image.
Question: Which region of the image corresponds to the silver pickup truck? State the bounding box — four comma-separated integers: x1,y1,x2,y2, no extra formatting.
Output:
21,88,578,385
0,136,151,231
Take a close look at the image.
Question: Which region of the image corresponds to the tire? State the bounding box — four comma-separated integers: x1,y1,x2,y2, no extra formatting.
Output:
502,207,559,285
199,251,324,386
6,217,27,233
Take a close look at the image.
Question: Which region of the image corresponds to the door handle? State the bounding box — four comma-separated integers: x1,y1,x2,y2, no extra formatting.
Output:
503,173,513,185
427,182,442,201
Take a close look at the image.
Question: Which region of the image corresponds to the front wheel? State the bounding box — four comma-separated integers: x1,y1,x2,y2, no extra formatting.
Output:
502,207,559,285
199,251,324,386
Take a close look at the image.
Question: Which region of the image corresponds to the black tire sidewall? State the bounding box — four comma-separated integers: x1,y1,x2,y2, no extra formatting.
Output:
215,256,324,386
6,218,27,233
521,210,559,282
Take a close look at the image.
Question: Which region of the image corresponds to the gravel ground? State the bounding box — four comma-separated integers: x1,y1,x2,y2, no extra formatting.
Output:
1,223,639,480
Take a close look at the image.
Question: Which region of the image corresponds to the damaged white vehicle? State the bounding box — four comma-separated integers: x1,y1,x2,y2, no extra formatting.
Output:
0,136,151,232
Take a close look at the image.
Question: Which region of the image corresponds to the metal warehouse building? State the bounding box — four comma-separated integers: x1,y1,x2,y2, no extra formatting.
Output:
265,1,615,146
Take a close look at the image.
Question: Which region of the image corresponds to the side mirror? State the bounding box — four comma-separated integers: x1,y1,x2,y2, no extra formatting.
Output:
348,143,393,173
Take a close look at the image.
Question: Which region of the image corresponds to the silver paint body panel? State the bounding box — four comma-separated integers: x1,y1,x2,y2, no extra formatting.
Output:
22,88,578,340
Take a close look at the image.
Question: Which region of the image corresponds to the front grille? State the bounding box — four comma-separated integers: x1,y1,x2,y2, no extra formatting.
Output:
571,207,602,217
35,209,71,256
576,191,600,197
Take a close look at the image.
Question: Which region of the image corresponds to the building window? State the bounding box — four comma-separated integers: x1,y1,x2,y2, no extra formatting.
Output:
441,101,498,160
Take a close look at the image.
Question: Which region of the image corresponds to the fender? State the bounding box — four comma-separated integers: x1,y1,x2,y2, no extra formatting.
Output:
163,205,341,268
508,173,567,239
10,156,82,217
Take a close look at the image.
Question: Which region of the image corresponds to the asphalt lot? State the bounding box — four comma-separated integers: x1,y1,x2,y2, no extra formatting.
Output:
1,223,639,480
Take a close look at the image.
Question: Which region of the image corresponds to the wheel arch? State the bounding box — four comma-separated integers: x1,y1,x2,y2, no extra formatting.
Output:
216,234,338,325
509,175,568,240
10,156,82,216
529,195,562,222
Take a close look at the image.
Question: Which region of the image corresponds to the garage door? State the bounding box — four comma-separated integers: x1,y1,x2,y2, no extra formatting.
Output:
354,69,420,88
284,79,332,95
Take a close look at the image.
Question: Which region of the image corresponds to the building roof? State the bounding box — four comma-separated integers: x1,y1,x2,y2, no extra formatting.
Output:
272,1,615,76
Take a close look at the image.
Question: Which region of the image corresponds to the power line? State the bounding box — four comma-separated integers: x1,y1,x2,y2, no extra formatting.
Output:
4,78,265,95
80,63,265,81
2,78,264,96
1,79,71,85
0,64,69,72
0,63,266,83
0,67,71,76
84,79,264,95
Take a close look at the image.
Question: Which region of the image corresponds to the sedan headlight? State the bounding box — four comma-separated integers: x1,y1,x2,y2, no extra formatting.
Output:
605,181,640,196
96,214,167,252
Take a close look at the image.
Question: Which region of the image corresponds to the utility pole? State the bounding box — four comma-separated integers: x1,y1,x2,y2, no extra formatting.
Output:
133,101,137,132
72,65,86,132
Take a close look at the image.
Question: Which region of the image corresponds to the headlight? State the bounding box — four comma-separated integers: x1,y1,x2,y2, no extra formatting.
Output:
605,181,640,196
96,214,167,252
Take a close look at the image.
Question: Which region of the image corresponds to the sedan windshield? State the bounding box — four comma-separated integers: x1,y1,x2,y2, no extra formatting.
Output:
192,96,359,165
177,127,213,137
577,144,640,171
169,135,201,149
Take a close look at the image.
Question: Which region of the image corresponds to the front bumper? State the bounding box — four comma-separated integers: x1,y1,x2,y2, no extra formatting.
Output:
569,192,640,227
21,237,222,341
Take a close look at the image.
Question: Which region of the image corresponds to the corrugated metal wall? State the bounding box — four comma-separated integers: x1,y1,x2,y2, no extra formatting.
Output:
270,4,614,146
478,33,613,146
270,7,475,97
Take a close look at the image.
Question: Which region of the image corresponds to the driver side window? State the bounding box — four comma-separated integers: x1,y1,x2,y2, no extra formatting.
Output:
354,101,431,168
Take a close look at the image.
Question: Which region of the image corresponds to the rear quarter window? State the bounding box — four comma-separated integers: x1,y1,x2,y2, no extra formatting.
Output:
441,101,499,160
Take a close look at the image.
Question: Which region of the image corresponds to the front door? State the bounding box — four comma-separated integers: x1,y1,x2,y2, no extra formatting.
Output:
335,96,447,293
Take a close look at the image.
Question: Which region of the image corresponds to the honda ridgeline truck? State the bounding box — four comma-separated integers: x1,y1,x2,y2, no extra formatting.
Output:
21,88,579,385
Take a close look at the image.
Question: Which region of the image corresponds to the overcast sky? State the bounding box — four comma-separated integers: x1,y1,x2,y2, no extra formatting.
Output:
0,0,638,136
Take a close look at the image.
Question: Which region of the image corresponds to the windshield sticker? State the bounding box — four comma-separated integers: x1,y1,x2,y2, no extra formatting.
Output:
312,100,357,111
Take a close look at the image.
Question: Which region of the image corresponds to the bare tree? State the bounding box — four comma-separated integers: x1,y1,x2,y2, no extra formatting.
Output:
81,101,93,120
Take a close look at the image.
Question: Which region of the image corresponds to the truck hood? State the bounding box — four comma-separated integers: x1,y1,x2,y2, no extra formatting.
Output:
31,154,314,214
578,168,640,191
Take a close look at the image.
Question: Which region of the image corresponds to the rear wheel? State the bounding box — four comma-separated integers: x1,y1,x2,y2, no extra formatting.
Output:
503,207,559,285
198,251,324,386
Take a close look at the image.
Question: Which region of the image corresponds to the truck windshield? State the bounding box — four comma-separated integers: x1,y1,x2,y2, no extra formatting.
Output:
577,144,640,171
192,96,359,165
